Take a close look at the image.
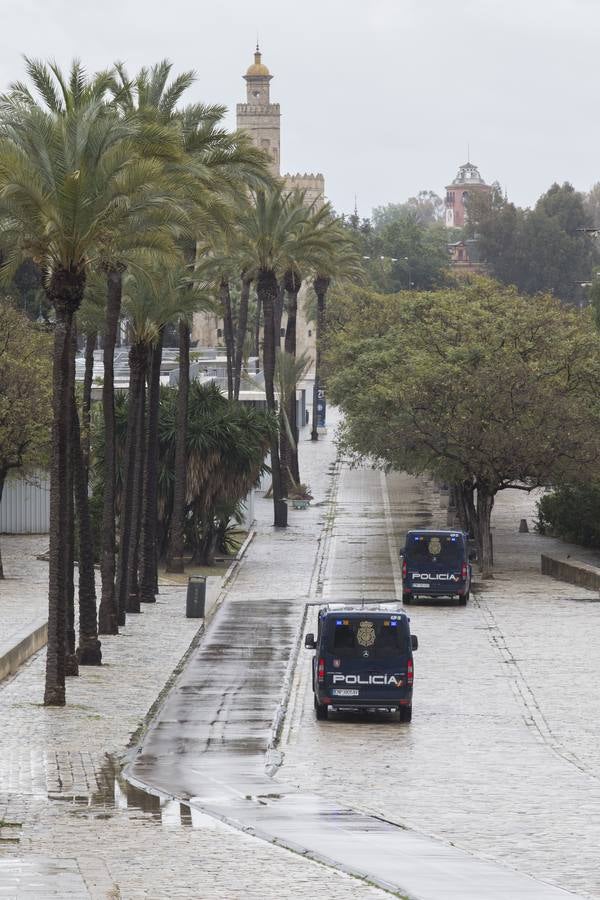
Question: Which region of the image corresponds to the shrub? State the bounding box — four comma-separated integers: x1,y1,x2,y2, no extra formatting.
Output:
536,482,600,548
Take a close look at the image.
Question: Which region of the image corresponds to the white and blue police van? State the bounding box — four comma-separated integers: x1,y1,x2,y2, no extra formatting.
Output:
400,529,475,605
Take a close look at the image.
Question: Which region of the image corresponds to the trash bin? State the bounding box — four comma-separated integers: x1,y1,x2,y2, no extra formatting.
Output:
186,575,206,618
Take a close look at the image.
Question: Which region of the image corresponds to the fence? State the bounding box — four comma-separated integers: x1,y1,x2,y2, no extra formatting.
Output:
0,472,50,534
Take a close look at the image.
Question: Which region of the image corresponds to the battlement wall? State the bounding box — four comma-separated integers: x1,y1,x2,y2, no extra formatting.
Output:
236,103,281,115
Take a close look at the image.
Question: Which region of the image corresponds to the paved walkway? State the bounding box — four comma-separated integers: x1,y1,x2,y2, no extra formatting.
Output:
0,535,49,645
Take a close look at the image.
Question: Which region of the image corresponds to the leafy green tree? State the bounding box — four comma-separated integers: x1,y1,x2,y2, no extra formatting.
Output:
326,278,600,575
0,302,51,578
467,182,595,304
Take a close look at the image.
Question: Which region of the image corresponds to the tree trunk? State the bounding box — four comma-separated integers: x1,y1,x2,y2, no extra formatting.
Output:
127,364,145,613
476,481,495,578
254,294,261,359
274,280,285,349
258,268,287,527
44,267,86,706
0,469,6,580
81,330,96,478
98,267,124,635
234,274,252,400
139,332,164,603
116,342,146,619
65,327,79,677
284,271,301,485
220,278,235,401
73,404,102,665
167,320,190,573
311,276,330,441
456,479,478,539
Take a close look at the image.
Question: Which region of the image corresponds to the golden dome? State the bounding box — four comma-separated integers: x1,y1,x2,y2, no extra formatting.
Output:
246,48,270,77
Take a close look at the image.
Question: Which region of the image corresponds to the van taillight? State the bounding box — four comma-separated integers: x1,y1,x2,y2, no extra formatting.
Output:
318,659,325,683
461,562,468,580
407,658,413,685
402,558,407,579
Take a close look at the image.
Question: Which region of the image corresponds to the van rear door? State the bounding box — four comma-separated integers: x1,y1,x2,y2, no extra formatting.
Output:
323,615,411,702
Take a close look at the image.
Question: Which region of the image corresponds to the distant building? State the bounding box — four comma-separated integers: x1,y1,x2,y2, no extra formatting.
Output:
445,161,492,274
445,161,491,229
192,47,321,368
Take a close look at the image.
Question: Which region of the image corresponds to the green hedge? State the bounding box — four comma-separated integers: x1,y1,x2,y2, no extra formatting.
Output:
536,482,600,548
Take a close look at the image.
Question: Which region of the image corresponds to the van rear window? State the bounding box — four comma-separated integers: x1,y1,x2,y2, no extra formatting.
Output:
406,533,463,566
326,618,408,658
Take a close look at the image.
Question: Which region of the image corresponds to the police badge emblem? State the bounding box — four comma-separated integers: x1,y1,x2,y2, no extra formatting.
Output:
357,620,376,647
428,537,442,556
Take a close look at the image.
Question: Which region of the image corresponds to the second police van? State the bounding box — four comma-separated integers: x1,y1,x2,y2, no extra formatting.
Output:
400,529,475,605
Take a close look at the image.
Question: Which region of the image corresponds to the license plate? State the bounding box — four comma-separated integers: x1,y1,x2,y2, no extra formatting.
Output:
332,689,359,697
414,582,430,588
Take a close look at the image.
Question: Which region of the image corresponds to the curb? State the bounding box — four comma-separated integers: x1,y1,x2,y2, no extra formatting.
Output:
0,616,48,684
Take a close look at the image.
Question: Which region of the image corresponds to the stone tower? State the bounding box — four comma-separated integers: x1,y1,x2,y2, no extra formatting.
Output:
236,46,281,176
445,161,491,228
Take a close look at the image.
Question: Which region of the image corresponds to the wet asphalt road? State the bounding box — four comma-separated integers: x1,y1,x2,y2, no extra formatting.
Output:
127,446,580,899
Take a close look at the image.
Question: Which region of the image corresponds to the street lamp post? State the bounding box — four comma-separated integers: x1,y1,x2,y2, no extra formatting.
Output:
402,257,411,290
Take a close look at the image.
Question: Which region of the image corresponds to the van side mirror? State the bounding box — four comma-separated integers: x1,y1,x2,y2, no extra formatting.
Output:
411,634,419,651
399,547,406,556
304,633,316,649
468,550,477,562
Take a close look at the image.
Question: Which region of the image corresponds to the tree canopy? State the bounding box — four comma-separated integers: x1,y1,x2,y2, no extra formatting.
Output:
326,278,600,573
466,182,595,304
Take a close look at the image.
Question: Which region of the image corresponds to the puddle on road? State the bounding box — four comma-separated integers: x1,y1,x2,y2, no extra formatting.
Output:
49,755,214,831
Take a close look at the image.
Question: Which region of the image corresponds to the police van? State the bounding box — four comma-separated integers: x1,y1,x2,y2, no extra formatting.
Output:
304,605,418,722
400,529,474,605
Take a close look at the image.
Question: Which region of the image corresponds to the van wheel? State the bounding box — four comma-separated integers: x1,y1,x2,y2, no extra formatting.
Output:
315,699,328,721
399,705,412,723
402,593,412,605
459,591,469,606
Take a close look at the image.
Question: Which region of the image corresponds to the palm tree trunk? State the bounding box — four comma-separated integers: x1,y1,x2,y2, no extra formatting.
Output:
73,403,102,665
98,267,124,634
44,267,86,706
116,341,146,619
311,276,330,441
284,278,301,484
127,366,146,613
254,295,262,359
81,330,96,477
234,274,252,400
258,268,287,527
65,327,79,677
220,278,235,401
167,320,189,573
274,280,285,348
139,331,164,603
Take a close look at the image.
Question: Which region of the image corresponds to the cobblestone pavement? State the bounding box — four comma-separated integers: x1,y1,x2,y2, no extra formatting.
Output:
279,469,600,899
0,424,389,899
0,535,49,643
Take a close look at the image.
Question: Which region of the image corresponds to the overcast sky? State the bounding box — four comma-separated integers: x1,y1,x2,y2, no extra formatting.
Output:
2,0,599,217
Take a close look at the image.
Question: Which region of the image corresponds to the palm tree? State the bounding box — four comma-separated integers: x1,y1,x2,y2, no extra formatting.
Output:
310,234,364,441
236,188,344,516
0,60,183,703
